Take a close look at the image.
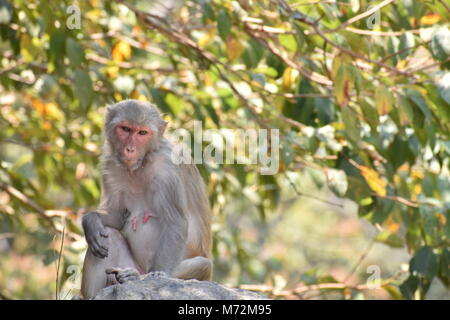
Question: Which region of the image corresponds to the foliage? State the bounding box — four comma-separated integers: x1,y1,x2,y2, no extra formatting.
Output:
0,0,449,299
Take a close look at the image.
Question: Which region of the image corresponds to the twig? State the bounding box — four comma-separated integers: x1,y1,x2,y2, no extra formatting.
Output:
343,238,375,284
0,233,15,240
86,52,178,73
284,172,344,208
279,0,413,77
379,41,428,63
346,27,421,36
407,56,450,73
291,0,353,6
244,24,333,86
55,226,65,300
437,0,450,14
334,0,396,31
0,183,54,225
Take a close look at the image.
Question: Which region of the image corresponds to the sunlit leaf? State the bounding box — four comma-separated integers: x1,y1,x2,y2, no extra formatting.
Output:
359,166,387,196
112,40,131,62
226,36,245,61
326,169,348,197
375,85,394,116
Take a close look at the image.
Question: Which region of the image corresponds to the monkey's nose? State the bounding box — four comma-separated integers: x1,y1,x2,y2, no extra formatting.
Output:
125,146,136,156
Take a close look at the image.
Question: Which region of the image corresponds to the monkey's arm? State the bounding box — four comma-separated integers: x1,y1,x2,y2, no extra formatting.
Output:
150,170,188,274
82,209,125,259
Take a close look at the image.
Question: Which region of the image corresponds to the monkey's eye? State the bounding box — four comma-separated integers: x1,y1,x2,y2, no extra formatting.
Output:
138,130,148,136
121,126,131,132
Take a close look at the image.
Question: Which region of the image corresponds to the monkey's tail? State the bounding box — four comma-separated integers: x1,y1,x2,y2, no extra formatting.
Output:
173,256,212,281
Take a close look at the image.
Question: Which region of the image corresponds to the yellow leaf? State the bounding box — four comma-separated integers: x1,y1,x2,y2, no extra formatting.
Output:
420,13,441,25
331,53,353,80
413,184,422,196
335,65,353,107
106,66,119,79
360,166,387,196
282,67,300,91
112,41,131,62
198,28,216,47
45,102,63,120
31,99,62,120
375,85,394,115
43,121,52,130
31,98,45,114
396,59,407,69
131,90,148,101
386,216,400,233
226,36,245,61
411,169,424,180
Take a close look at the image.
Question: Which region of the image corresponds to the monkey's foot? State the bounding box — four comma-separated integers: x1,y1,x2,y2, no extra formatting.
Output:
106,267,141,283
144,271,167,279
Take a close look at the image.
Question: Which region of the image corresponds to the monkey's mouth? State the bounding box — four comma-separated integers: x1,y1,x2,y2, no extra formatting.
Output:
120,156,143,170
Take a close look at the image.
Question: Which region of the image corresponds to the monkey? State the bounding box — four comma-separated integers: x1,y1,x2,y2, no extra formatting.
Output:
80,100,212,299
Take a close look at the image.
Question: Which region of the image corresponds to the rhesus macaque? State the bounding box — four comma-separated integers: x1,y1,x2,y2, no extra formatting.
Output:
80,100,212,299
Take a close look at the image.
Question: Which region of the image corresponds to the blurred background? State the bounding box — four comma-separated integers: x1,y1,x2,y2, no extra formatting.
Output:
0,0,449,299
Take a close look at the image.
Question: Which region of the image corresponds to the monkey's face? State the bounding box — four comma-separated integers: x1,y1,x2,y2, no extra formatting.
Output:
114,121,153,170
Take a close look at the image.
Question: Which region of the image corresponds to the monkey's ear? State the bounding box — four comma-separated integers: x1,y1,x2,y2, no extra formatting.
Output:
105,105,116,124
159,120,168,135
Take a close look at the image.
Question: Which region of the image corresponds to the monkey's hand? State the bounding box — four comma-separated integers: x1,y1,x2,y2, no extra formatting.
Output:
82,212,109,258
106,268,141,283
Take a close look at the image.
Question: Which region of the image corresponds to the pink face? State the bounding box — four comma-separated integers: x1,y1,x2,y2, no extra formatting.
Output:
114,121,153,167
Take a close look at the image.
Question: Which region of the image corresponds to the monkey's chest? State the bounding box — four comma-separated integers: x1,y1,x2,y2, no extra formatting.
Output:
121,208,161,271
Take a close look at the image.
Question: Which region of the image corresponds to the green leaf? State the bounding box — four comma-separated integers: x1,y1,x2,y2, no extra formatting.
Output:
201,2,215,21
430,27,450,61
335,64,353,107
307,167,326,189
375,85,394,115
399,275,419,300
49,30,66,63
0,0,12,24
368,198,394,224
405,88,432,122
342,107,360,141
66,38,85,68
74,69,93,109
389,135,409,170
42,249,58,266
399,32,415,60
438,248,450,286
398,93,414,125
387,36,400,66
242,38,265,69
436,72,450,105
327,169,348,197
279,34,297,52
217,9,231,41
384,284,402,300
410,246,438,279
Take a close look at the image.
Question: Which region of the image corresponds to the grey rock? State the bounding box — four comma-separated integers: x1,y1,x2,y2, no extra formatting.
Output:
93,272,267,300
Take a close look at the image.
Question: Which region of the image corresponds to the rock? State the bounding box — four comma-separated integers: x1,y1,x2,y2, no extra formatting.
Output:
93,272,267,300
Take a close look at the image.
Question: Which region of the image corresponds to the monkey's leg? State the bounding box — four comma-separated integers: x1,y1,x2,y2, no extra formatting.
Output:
81,227,141,299
173,256,213,281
